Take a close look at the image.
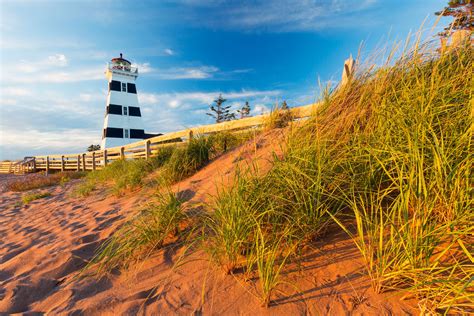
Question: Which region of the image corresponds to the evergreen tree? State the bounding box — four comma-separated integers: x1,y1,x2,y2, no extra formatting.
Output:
237,101,251,119
207,94,235,123
436,0,473,37
281,100,289,110
87,144,101,152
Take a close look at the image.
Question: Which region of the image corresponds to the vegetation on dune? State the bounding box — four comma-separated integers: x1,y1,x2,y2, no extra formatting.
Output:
21,191,51,204
206,40,473,311
264,103,293,129
85,190,186,275
84,32,472,313
74,131,257,197
7,171,85,192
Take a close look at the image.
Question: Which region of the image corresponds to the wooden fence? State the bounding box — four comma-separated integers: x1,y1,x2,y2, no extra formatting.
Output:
1,102,318,174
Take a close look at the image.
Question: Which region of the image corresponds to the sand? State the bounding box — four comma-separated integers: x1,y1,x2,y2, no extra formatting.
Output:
0,130,418,315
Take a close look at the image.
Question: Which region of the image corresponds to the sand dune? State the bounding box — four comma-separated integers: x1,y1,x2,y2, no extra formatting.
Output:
0,131,417,315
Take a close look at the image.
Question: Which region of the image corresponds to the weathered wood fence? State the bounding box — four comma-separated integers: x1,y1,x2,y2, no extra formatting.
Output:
1,102,318,174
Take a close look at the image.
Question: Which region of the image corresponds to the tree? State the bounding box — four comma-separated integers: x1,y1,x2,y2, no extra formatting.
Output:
436,0,473,37
206,94,235,123
87,144,101,152
281,100,289,110
237,101,251,119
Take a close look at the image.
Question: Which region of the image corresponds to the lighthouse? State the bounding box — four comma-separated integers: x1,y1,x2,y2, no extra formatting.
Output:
101,54,146,149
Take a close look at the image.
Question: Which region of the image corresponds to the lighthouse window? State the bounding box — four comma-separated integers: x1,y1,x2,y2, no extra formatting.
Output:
127,83,137,94
128,106,141,117
109,80,121,91
123,106,128,116
121,82,127,92
108,104,122,115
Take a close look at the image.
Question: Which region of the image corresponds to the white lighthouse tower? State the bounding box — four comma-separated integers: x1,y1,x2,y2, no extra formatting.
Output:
101,54,146,149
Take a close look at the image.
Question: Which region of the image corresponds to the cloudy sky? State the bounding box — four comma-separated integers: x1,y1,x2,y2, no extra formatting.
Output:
0,0,448,159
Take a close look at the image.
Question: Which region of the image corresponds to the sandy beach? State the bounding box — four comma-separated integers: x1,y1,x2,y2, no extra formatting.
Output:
0,132,418,315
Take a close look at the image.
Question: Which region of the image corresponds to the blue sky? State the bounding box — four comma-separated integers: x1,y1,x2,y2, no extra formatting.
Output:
0,0,449,159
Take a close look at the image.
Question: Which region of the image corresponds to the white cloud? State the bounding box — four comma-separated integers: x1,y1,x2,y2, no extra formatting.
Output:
1,87,31,97
164,48,175,56
47,54,68,66
132,63,249,81
4,66,104,84
180,0,380,32
157,66,219,80
139,89,280,109
1,53,104,84
254,104,271,115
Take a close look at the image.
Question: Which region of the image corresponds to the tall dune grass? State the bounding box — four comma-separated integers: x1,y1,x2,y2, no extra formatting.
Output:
86,190,185,275
82,35,472,312
208,39,473,311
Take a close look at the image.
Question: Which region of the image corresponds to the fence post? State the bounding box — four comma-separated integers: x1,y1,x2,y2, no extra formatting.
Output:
92,152,96,171
103,150,108,167
82,153,86,171
188,130,194,141
46,156,50,175
77,155,81,171
120,147,125,160
32,158,36,173
61,155,65,171
341,55,355,87
145,140,151,160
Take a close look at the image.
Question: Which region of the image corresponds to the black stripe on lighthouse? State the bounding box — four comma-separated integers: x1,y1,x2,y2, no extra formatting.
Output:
104,127,123,138
107,104,123,115
130,129,145,139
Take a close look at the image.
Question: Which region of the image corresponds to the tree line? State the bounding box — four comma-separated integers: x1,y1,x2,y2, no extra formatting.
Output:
206,94,289,124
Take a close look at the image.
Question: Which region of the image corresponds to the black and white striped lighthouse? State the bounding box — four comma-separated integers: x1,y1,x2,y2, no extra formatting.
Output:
101,54,146,149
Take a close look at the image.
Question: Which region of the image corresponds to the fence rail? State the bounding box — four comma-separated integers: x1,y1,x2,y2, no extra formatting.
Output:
0,102,319,174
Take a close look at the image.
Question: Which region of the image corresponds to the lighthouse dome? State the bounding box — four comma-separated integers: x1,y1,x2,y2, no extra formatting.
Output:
110,53,133,72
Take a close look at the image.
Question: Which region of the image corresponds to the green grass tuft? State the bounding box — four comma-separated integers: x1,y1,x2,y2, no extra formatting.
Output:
86,190,186,275
21,191,51,204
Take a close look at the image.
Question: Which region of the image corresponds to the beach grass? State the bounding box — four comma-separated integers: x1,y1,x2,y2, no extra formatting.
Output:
86,189,186,275
83,35,472,313
75,132,257,197
7,171,85,192
21,191,51,204
206,38,472,311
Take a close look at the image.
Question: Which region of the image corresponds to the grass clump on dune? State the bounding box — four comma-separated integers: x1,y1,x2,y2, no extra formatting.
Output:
162,137,212,183
21,191,51,204
74,146,175,196
7,171,85,192
87,190,185,275
207,39,473,311
75,132,255,197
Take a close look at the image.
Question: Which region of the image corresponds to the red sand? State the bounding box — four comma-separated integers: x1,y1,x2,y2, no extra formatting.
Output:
0,130,418,314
